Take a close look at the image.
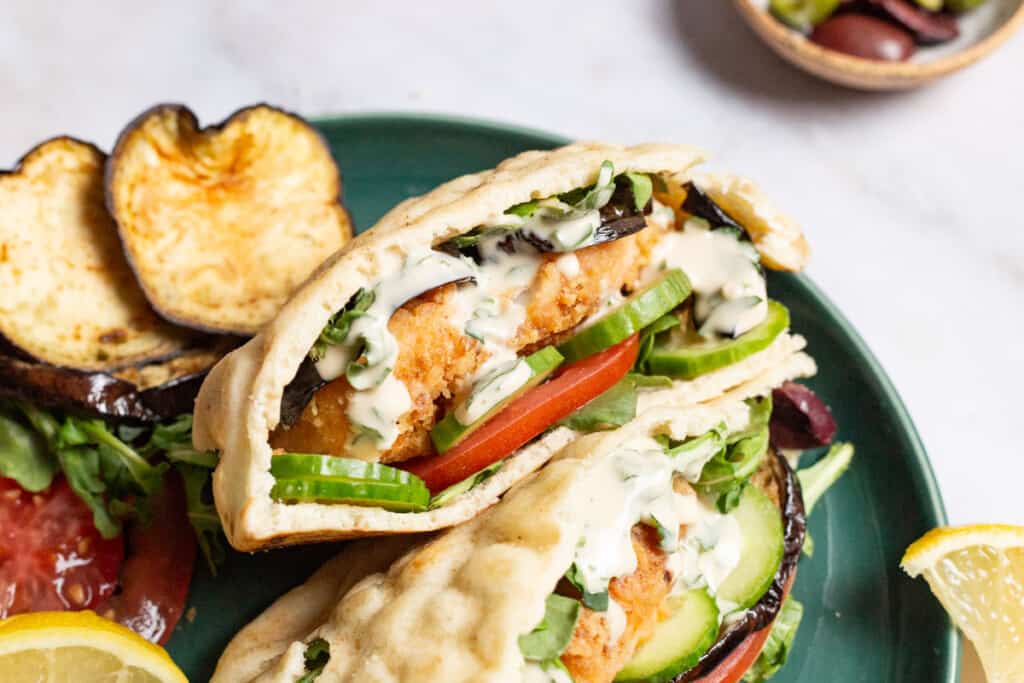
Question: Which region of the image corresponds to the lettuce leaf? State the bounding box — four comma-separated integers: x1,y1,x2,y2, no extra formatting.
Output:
742,597,804,682
519,594,581,662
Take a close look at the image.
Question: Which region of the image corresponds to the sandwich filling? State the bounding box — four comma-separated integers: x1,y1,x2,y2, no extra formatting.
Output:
267,163,796,512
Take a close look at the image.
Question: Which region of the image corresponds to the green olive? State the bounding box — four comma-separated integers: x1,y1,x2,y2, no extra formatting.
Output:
914,0,943,10
769,0,841,31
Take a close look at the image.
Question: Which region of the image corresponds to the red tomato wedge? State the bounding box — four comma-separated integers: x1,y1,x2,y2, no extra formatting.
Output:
692,573,797,683
403,334,640,493
0,476,125,618
96,470,196,644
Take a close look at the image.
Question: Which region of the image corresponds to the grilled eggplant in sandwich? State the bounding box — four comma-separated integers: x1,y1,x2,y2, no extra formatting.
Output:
213,389,813,683
193,142,816,551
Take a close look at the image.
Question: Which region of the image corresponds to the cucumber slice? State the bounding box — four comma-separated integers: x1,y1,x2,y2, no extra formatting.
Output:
271,453,423,485
430,346,563,454
558,269,691,363
716,484,784,609
614,588,719,683
645,300,789,379
270,477,430,512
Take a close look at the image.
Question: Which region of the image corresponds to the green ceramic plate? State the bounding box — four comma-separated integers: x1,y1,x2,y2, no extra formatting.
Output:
166,114,958,682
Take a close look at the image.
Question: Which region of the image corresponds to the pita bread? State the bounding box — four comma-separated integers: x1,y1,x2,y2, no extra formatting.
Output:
211,391,778,683
193,142,812,551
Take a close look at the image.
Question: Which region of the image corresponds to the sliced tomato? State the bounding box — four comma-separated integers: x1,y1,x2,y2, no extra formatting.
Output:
403,334,640,493
692,573,797,683
96,470,196,645
0,476,125,618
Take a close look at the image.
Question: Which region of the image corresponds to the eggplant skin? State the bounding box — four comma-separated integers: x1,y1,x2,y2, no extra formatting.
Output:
677,449,807,682
105,103,354,335
0,350,225,423
0,136,193,371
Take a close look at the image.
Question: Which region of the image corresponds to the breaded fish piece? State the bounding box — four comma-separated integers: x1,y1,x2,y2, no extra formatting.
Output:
271,223,665,463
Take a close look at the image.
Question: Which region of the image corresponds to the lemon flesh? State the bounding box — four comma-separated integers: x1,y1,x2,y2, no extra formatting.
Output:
0,611,187,683
902,525,1024,683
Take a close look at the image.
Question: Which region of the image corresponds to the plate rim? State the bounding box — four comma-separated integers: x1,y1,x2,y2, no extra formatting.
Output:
310,111,959,680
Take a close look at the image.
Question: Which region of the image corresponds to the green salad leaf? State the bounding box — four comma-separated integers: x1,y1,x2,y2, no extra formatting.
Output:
429,458,504,509
143,415,219,468
0,404,58,492
742,597,804,682
310,288,375,362
635,314,680,371
177,463,226,574
519,594,581,663
565,563,609,612
798,442,854,515
297,638,330,683
558,376,637,433
623,171,653,212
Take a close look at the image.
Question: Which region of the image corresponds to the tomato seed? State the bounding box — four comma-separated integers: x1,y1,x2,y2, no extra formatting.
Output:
66,583,86,606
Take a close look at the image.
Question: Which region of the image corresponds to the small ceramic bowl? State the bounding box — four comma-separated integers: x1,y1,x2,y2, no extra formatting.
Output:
734,0,1024,90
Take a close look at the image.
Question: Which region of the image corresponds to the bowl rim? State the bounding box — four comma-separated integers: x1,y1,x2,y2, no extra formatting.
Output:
734,0,1024,79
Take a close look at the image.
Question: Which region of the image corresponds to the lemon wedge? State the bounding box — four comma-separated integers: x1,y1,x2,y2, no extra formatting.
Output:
902,525,1024,683
0,610,187,683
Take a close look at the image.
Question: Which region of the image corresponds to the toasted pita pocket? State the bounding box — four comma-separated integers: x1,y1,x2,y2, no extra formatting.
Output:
193,142,813,551
212,391,803,683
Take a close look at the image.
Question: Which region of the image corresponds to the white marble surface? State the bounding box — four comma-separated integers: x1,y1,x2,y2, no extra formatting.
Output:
1,4,1021,674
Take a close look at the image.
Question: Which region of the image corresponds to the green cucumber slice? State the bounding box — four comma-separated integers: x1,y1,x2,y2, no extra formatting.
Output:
645,300,789,379
430,346,564,454
270,477,430,512
716,484,784,609
614,588,719,683
271,453,423,485
558,269,692,363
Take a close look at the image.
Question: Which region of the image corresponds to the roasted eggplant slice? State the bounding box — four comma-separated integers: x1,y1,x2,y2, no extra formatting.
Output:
106,104,353,335
0,339,235,422
0,137,193,371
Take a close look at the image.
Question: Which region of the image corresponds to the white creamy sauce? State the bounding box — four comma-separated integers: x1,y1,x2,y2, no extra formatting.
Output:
567,427,748,619
454,357,532,425
313,249,475,456
555,252,581,278
605,598,627,644
344,373,412,460
522,662,574,683
653,218,767,338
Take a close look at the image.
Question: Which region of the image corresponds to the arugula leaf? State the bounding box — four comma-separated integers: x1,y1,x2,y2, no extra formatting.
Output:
635,314,679,371
177,463,226,575
715,480,748,514
623,172,653,212
798,442,854,515
60,418,167,497
144,415,219,468
726,395,773,445
56,445,122,538
558,376,637,433
742,597,804,682
519,594,581,662
310,288,375,361
0,406,57,492
297,638,330,683
429,458,504,509
564,564,609,612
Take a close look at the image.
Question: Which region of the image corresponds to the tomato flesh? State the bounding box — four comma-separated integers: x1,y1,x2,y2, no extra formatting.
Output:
403,335,640,493
96,469,196,644
0,476,124,618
